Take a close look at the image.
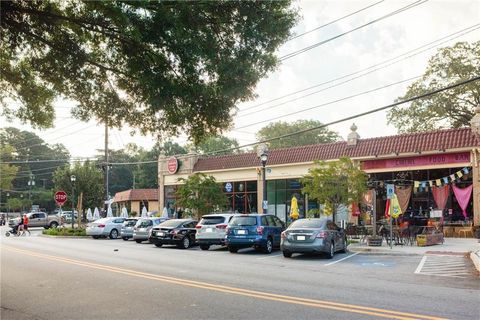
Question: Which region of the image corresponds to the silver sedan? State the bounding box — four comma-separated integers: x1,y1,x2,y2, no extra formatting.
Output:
86,218,126,239
133,217,168,243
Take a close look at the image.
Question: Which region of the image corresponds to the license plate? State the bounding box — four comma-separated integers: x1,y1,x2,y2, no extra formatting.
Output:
237,230,246,235
158,232,165,237
297,235,306,241
206,228,213,233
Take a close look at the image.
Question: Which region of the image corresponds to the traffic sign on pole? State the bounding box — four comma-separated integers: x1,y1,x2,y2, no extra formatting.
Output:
54,191,67,206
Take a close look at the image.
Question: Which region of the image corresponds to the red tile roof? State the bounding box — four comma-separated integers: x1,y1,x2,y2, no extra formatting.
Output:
114,189,158,202
193,128,478,172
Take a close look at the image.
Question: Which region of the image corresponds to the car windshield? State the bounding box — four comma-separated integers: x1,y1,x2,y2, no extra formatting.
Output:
124,220,137,227
137,219,153,227
289,219,327,229
199,216,225,225
229,216,257,226
158,220,184,228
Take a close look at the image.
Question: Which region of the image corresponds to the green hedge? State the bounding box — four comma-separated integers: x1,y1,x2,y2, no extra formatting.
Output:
42,227,87,237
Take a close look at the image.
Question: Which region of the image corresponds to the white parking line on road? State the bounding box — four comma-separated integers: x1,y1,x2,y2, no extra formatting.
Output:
414,255,470,278
256,253,283,260
324,252,359,266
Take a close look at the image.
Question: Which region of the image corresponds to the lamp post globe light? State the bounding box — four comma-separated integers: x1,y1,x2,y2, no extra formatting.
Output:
70,175,76,229
257,143,269,214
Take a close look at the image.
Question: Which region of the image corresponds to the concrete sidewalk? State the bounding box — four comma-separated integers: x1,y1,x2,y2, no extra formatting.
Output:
349,237,480,273
349,237,479,256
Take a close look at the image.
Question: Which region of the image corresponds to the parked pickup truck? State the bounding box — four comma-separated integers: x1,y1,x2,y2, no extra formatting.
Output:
8,212,61,229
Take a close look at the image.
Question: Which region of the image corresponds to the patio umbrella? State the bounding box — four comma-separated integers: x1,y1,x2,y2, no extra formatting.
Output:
162,207,169,219
121,207,129,218
93,207,100,220
86,208,93,221
289,196,299,220
141,206,148,218
107,204,113,217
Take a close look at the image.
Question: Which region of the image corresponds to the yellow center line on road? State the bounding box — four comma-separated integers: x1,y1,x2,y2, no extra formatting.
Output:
4,246,447,320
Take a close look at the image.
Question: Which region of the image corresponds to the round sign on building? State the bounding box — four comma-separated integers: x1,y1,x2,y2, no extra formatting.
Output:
167,157,179,174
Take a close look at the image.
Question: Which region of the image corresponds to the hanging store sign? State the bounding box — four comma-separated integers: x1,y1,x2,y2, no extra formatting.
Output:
361,152,470,170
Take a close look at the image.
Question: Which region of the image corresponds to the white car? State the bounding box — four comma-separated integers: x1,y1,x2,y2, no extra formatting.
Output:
195,213,236,250
86,218,126,239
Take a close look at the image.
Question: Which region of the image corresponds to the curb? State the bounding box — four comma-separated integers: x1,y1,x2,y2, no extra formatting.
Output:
470,251,480,273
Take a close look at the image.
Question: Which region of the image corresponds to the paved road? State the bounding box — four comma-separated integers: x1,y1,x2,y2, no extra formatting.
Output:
1,228,479,320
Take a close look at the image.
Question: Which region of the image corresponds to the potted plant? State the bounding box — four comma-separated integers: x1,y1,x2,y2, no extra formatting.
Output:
366,235,383,246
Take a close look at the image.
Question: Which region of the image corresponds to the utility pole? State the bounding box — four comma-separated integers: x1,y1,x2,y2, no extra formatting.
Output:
104,121,109,217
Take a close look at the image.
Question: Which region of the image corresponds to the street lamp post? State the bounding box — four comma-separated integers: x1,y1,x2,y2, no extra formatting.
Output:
28,174,35,210
257,144,269,214
71,175,76,229
6,192,10,221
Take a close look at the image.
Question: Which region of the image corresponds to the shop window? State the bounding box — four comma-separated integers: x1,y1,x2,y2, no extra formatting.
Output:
246,193,258,213
247,181,257,192
276,179,286,189
267,180,275,191
287,179,301,189
234,182,246,192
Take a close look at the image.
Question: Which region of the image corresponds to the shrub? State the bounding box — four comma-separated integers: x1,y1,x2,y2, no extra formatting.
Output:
42,227,87,237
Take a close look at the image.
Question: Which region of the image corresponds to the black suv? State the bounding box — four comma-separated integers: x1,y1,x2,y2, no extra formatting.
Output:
149,219,198,249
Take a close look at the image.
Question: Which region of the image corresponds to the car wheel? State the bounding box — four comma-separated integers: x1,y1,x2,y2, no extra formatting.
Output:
50,221,58,229
109,229,119,239
179,236,190,249
339,237,348,253
228,246,238,253
135,239,143,243
154,243,163,248
122,237,129,241
92,236,99,239
200,244,210,251
263,238,273,254
283,251,292,258
326,241,335,259
5,232,10,237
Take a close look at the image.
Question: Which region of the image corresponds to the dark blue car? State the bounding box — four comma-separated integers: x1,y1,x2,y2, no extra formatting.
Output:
225,214,285,254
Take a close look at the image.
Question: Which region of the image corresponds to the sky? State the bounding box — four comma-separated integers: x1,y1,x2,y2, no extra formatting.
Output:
2,0,479,159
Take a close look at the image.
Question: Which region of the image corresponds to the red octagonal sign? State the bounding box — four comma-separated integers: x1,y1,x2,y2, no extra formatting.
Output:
167,157,179,174
54,190,67,206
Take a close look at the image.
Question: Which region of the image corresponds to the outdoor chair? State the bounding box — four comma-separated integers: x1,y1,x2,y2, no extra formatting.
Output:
457,223,474,238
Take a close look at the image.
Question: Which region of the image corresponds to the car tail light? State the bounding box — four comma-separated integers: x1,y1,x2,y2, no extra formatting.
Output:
316,231,327,238
98,224,105,228
195,225,202,229
281,231,286,239
256,226,264,235
216,224,227,229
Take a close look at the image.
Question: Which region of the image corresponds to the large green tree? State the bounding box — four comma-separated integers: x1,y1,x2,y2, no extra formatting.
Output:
189,135,240,155
302,157,367,223
388,41,480,133
175,173,227,219
256,120,341,149
1,0,297,143
0,143,19,190
53,161,104,210
0,127,70,190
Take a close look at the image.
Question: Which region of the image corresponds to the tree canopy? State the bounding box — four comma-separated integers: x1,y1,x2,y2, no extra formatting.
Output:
387,41,480,133
1,0,297,143
0,127,70,190
302,157,367,222
189,135,240,155
256,120,341,149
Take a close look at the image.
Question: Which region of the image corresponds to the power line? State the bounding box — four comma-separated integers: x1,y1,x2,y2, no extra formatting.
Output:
234,75,421,130
98,76,480,164
288,0,385,41
237,24,480,116
279,0,428,61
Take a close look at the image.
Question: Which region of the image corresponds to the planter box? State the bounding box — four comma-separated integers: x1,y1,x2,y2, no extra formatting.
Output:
367,237,383,247
416,233,444,246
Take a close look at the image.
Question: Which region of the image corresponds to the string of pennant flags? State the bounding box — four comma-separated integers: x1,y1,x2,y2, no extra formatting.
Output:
414,167,470,192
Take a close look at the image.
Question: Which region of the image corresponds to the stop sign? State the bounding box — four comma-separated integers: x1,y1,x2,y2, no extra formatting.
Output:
54,191,67,206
